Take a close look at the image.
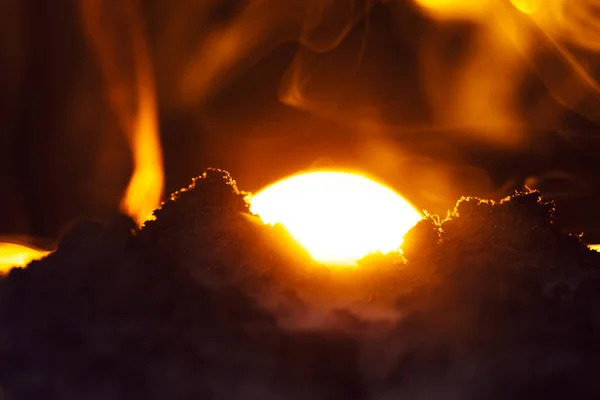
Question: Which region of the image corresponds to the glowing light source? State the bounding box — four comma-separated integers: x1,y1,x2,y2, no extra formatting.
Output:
0,242,50,274
249,171,422,266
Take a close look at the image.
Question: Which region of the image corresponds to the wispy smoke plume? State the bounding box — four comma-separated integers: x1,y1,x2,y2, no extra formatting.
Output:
144,0,600,216
2,0,600,235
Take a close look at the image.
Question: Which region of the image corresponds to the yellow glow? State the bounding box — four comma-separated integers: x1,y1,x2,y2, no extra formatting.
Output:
509,0,541,14
590,244,600,252
119,80,164,226
412,0,491,18
118,10,164,226
0,243,51,274
249,171,422,266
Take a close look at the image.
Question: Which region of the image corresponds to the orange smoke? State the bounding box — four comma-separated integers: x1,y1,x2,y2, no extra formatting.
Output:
508,0,600,126
79,0,164,226
509,0,540,15
175,0,373,107
413,0,600,129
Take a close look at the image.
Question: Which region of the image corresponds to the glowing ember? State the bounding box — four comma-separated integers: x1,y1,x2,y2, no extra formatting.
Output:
249,171,422,266
0,242,50,274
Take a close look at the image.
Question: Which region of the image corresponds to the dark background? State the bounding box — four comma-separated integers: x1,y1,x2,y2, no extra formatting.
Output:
1,0,599,245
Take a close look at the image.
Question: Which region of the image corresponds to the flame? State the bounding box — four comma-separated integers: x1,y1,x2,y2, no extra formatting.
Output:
120,81,164,226
4,0,600,273
0,0,164,274
249,171,422,266
79,0,164,225
0,242,50,275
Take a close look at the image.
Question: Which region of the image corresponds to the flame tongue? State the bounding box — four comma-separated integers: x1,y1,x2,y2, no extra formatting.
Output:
119,81,164,225
0,0,164,274
0,242,51,274
80,0,164,225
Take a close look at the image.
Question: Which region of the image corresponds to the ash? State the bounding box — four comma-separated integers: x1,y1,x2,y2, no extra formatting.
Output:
1,168,600,400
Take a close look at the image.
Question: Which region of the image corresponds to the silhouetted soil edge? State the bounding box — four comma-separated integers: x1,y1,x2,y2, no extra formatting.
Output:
1,168,599,400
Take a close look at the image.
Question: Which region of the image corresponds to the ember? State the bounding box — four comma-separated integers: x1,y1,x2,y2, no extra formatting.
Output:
249,171,422,266
0,242,50,275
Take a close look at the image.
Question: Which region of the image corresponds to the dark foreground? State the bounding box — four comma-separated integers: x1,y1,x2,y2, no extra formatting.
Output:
1,169,600,400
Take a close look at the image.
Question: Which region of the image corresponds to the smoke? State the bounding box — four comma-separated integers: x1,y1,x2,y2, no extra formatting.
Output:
165,0,371,108
3,0,600,238
145,0,501,214
147,0,600,216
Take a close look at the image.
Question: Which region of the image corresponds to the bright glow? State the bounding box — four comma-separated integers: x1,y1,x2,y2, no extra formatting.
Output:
412,0,491,18
590,244,600,252
249,171,422,266
119,80,164,226
509,0,541,14
0,243,51,274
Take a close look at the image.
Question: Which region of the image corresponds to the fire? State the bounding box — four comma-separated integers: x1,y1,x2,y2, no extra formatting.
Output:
80,0,164,226
0,0,163,274
249,171,422,266
119,83,164,226
2,0,599,274
0,242,50,275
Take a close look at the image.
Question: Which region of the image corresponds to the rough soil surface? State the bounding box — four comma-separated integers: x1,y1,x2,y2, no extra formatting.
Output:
1,168,599,400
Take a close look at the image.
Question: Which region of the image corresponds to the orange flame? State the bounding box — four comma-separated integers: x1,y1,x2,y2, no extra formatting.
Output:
79,0,164,225
0,0,164,273
120,79,164,226
0,242,50,275
3,0,600,274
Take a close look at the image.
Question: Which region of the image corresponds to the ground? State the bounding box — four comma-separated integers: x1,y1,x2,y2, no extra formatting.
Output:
1,168,599,400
